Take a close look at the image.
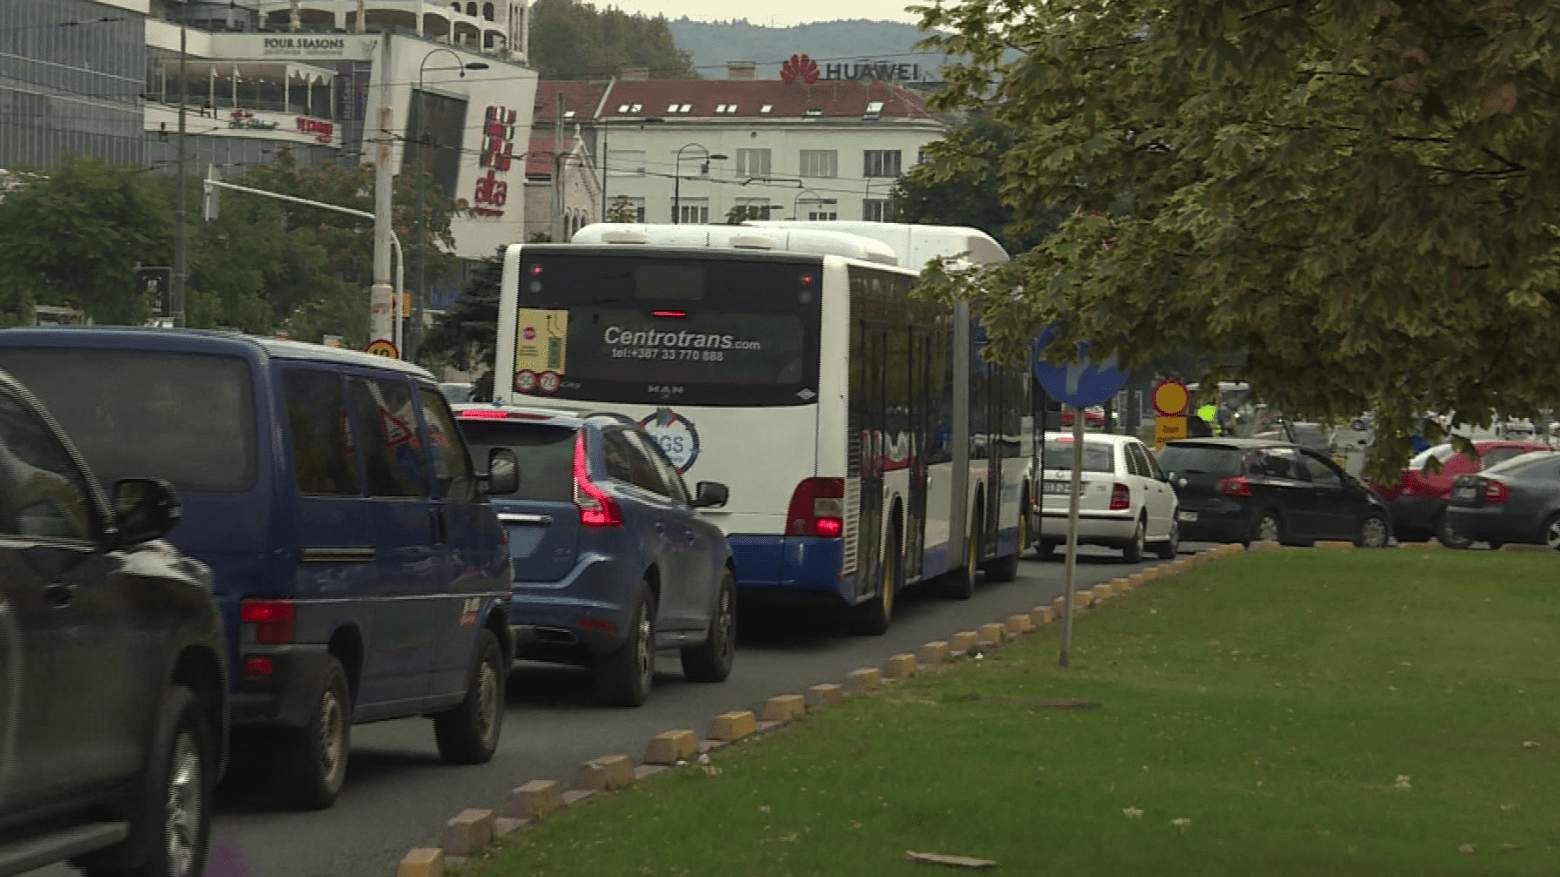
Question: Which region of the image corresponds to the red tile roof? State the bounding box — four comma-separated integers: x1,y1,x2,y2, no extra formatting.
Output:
533,81,609,124
536,78,935,122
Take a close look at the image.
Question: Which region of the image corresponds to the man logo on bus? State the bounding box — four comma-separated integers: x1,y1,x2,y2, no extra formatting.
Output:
639,407,701,473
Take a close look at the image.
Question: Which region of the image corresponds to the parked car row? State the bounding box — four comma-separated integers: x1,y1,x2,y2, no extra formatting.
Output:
0,329,738,877
1028,435,1396,557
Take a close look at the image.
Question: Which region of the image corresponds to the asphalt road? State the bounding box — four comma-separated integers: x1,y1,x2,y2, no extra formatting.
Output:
44,546,1201,877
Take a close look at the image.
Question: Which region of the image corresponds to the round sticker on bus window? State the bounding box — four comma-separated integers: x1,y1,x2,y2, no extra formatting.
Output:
639,407,701,473
514,370,537,393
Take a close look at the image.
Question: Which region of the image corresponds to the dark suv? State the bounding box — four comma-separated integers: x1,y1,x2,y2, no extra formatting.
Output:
0,370,227,877
1159,438,1392,547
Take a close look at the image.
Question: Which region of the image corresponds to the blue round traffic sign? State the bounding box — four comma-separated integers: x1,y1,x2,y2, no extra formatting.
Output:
1032,325,1128,408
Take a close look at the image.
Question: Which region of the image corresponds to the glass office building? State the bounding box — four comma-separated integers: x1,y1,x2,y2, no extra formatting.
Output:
0,0,148,171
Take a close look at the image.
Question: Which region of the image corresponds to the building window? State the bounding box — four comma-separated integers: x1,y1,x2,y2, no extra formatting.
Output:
862,198,894,222
735,148,771,177
674,198,710,224
863,149,902,178
808,208,839,221
482,2,495,20
606,149,644,177
799,149,837,178
732,198,771,221
612,196,647,222
863,100,884,119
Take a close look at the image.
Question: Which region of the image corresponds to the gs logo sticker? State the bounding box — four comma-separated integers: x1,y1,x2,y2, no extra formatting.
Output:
638,407,701,474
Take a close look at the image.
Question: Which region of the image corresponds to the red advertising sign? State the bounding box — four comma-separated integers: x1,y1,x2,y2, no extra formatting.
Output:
473,105,515,218
295,116,334,144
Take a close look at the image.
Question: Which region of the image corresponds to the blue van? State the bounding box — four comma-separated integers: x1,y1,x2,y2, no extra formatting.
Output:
0,329,519,810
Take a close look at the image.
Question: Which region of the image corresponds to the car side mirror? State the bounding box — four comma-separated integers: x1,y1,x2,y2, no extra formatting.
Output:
485,448,520,496
691,481,729,509
113,478,180,545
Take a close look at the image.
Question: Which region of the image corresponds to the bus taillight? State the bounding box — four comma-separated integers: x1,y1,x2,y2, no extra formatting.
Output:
786,478,845,538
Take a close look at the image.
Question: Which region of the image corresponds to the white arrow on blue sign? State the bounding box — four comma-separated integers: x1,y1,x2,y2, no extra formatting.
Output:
1032,325,1128,408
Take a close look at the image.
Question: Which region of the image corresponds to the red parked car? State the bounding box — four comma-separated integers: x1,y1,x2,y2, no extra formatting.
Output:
1372,440,1549,546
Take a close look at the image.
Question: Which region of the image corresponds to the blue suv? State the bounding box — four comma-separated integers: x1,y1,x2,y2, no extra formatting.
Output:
454,405,736,706
0,330,518,810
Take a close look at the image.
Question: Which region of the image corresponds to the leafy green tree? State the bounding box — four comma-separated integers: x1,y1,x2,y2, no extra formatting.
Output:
893,115,1060,255
915,0,1560,474
184,150,459,348
530,0,697,80
0,157,171,326
422,250,504,399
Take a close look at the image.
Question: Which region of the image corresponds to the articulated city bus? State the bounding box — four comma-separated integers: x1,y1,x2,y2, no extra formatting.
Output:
491,222,1028,634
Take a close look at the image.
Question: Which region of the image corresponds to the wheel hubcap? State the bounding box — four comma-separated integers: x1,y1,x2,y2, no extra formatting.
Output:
1259,516,1280,542
1169,521,1179,552
717,587,735,661
636,608,654,688
881,555,894,616
318,690,343,783
1363,517,1388,547
164,730,200,877
1546,519,1560,550
476,661,499,744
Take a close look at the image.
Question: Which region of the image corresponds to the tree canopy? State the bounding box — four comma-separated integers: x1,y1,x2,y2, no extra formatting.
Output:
530,0,697,80
915,0,1560,473
423,250,503,398
893,114,1060,256
0,157,170,327
0,153,460,352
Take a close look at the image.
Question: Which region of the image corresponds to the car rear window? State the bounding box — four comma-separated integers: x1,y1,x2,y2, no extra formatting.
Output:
1483,451,1559,478
0,348,257,492
458,420,575,502
1042,439,1114,473
1157,444,1243,477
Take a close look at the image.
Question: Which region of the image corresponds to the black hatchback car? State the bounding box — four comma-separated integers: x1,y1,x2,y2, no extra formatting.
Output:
1158,439,1392,547
1445,451,1560,551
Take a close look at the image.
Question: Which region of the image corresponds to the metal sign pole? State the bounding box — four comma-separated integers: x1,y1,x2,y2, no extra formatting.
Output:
1060,405,1084,668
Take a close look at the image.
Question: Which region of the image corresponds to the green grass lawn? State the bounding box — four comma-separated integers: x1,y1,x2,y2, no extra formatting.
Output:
463,549,1560,876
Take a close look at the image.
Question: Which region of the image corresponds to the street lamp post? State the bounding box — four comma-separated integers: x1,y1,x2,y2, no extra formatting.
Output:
794,188,837,220
411,50,487,362
599,115,663,219
672,142,726,224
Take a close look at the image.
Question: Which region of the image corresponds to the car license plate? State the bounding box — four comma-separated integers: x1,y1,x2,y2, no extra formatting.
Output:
1042,481,1071,495
1177,510,1199,523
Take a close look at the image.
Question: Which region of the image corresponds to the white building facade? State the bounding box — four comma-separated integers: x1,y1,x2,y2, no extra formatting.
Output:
536,65,946,229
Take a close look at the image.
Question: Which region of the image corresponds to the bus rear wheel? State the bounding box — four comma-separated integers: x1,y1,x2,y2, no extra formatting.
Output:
852,527,898,636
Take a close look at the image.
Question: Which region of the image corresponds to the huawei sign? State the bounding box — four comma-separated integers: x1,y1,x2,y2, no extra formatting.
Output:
780,53,820,85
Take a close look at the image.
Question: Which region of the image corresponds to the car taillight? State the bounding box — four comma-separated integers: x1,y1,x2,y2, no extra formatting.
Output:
787,477,845,538
240,599,295,645
1484,480,1509,504
1109,483,1130,511
573,431,622,527
1217,476,1253,497
242,656,274,678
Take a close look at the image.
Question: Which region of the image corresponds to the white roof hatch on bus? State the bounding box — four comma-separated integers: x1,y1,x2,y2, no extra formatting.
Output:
743,220,1010,269
570,222,900,266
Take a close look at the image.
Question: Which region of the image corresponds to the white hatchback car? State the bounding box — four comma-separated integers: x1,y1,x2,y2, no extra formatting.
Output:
1030,432,1180,561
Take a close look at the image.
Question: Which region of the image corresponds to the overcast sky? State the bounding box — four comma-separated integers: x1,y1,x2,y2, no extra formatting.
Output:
603,2,921,27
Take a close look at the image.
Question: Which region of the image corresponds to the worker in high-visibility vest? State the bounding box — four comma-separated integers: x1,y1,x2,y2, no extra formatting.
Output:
1197,403,1219,436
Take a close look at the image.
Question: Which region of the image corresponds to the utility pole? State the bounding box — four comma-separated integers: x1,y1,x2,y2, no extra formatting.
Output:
369,37,396,352
551,93,565,242
172,4,188,327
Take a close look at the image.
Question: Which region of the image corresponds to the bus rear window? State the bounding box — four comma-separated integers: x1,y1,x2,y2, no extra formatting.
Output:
512,252,821,407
